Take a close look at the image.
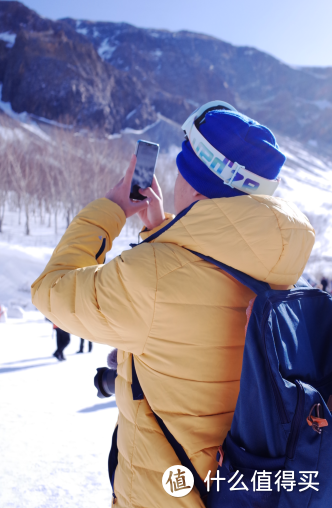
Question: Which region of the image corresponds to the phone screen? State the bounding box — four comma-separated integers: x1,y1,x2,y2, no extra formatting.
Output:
130,140,159,200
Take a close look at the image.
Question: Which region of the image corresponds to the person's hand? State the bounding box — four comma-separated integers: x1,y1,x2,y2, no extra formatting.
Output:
105,155,149,218
138,175,166,230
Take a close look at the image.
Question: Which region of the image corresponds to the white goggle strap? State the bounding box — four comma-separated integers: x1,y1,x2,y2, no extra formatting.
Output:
181,100,237,139
187,123,279,196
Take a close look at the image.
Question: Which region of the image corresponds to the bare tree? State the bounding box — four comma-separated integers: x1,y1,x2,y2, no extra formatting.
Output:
155,151,177,214
0,140,10,233
6,139,40,235
52,129,86,227
0,115,168,240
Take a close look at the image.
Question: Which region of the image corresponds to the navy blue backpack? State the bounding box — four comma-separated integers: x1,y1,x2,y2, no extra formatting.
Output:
130,250,332,507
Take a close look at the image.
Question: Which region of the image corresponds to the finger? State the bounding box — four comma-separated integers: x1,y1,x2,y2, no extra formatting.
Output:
139,187,159,200
113,177,124,189
151,175,162,199
129,199,150,215
123,154,137,188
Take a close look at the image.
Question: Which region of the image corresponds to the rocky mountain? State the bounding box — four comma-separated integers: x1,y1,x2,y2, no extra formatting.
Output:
64,18,332,144
1,1,332,145
0,1,157,131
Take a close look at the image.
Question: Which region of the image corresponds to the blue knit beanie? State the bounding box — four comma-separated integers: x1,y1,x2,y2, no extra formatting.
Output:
176,110,286,198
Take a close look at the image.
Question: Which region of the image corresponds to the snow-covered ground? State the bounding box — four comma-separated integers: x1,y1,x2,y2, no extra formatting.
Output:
0,312,118,508
0,207,138,310
275,137,332,280
0,211,137,507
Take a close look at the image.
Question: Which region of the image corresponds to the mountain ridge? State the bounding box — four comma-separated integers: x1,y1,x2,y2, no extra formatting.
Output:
0,1,332,147
61,15,332,144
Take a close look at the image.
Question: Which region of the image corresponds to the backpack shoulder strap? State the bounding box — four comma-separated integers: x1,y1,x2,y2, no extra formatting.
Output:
187,249,270,295
187,250,311,294
131,356,208,504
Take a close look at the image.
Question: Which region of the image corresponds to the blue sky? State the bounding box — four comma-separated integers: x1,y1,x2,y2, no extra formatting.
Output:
17,0,332,67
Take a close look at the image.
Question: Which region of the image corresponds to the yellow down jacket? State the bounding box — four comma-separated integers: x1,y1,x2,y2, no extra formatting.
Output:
31,195,315,508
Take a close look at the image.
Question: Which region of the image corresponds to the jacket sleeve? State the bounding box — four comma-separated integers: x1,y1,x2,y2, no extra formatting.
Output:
31,198,157,355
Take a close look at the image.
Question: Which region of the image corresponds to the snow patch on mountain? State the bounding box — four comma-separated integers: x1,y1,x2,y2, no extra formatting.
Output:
76,26,88,36
125,108,137,120
0,31,16,48
151,49,163,58
97,38,117,59
0,126,25,141
121,117,161,135
0,85,52,142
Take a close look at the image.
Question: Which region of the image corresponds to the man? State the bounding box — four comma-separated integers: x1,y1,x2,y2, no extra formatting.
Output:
77,338,93,354
53,324,70,361
321,276,328,292
32,104,315,508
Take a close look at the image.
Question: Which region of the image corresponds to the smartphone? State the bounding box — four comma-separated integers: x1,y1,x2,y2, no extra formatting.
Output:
130,140,160,200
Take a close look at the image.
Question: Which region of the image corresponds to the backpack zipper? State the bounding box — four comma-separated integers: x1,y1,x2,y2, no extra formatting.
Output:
286,381,305,459
261,301,289,424
260,290,325,427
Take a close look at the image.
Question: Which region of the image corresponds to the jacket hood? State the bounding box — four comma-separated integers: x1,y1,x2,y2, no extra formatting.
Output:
145,195,315,286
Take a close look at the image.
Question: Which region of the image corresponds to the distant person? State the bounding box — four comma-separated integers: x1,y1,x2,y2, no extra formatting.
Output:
53,324,70,361
321,277,328,292
77,338,93,354
0,304,7,323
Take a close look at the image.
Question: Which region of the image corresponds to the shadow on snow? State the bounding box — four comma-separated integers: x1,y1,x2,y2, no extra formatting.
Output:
78,400,117,413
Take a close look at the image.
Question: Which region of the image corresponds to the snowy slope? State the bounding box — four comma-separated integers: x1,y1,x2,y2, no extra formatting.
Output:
0,313,118,508
275,135,332,278
0,207,138,310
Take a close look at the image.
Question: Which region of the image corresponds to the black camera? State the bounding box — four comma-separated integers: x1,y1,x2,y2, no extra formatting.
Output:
94,367,117,399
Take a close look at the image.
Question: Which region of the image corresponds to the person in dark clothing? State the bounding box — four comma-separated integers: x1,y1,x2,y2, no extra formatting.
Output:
321,277,328,292
76,338,93,354
53,325,70,361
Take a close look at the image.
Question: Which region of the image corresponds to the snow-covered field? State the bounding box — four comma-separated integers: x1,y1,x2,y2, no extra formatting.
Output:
0,210,137,508
0,208,138,310
0,312,118,508
277,138,332,279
